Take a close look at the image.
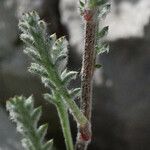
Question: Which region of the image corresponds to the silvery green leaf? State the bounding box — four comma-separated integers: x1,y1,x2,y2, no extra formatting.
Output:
29,11,40,22
95,64,102,68
43,140,53,150
43,93,55,104
41,77,56,89
37,124,48,141
69,88,81,99
96,42,109,54
55,54,67,65
97,0,108,6
89,0,108,8
48,33,57,46
61,69,67,79
38,20,46,31
20,34,34,46
24,47,41,63
79,0,85,7
99,3,111,18
7,95,53,150
21,138,33,150
24,95,34,112
55,54,68,74
97,26,109,38
18,22,29,32
29,63,48,77
31,106,42,127
52,36,68,63
62,71,78,85
89,0,97,8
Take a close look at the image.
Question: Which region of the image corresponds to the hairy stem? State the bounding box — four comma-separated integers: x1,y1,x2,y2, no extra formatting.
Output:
54,92,74,150
45,64,88,126
76,3,99,150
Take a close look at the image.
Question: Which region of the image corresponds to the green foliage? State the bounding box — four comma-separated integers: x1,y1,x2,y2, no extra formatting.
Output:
79,0,110,57
6,96,53,150
97,26,109,38
44,91,74,150
95,64,102,68
6,0,111,147
19,11,87,126
96,42,109,54
89,0,109,8
98,3,111,18
95,0,110,56
79,0,85,8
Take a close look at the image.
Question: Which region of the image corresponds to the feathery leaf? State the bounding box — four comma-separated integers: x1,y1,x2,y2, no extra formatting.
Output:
96,42,109,54
69,88,81,99
19,11,88,127
97,26,109,38
6,96,53,150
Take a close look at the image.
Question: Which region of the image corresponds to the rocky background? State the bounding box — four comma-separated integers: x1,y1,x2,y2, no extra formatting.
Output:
0,0,150,150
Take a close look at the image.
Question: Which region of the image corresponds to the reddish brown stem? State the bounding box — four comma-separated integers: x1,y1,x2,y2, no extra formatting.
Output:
75,8,98,150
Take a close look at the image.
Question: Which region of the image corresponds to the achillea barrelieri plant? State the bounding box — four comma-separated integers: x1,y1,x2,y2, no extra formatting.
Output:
6,0,110,150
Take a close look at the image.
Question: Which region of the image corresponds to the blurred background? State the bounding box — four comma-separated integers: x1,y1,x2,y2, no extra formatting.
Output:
0,0,150,149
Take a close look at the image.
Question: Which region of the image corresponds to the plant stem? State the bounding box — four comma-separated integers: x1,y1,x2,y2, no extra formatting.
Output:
54,92,74,150
45,64,88,126
75,2,99,150
60,87,88,126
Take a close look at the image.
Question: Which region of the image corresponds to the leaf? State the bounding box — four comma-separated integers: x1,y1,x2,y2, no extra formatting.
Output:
95,64,102,68
21,138,33,150
99,3,111,18
43,93,55,104
24,47,41,63
79,0,85,7
7,95,53,150
29,63,48,77
19,22,29,32
52,36,68,61
37,124,48,141
19,11,88,131
48,33,57,48
62,71,78,85
97,26,109,38
43,139,53,150
20,34,34,46
96,42,109,54
55,54,68,74
69,88,81,99
60,69,67,79
31,106,42,127
24,95,34,111
55,54,67,65
97,0,108,6
89,0,97,8
41,77,56,89
89,0,108,8
38,20,46,30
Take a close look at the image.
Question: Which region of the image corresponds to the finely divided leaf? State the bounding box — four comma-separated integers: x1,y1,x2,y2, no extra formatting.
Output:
97,26,109,38
69,88,81,99
31,106,42,127
43,140,53,150
96,42,109,54
37,124,48,141
6,96,53,150
99,3,111,18
62,71,78,86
